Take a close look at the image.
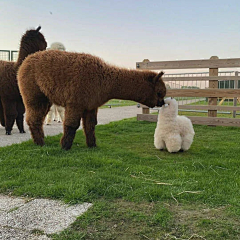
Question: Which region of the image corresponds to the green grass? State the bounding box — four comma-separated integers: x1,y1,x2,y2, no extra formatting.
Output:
101,99,137,108
0,118,240,239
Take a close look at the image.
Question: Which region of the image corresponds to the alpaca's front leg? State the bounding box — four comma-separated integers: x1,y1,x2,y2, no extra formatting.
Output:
61,125,79,150
82,109,98,147
154,127,166,150
61,107,81,150
154,135,166,150
165,134,182,153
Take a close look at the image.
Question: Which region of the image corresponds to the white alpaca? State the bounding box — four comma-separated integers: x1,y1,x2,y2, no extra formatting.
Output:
154,98,195,153
46,104,65,124
45,42,66,125
49,42,66,51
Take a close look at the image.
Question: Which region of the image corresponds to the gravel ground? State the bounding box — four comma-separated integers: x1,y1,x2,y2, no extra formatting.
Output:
0,105,142,239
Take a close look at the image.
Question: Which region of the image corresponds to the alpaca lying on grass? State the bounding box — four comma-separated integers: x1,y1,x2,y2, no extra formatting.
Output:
0,26,47,135
45,42,66,125
18,51,166,150
154,98,195,153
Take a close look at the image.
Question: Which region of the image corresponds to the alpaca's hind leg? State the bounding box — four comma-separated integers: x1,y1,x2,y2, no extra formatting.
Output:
1,99,17,135
82,108,98,148
61,106,81,150
26,98,51,146
16,101,26,133
0,99,5,127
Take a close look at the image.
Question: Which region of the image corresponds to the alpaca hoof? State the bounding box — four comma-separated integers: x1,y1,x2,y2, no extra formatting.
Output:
34,139,45,146
179,149,184,152
6,131,11,135
36,142,45,147
20,130,26,133
88,145,97,148
61,143,72,151
87,143,97,148
61,138,73,150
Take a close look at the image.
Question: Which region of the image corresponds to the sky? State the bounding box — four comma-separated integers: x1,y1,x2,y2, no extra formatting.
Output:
1,0,240,69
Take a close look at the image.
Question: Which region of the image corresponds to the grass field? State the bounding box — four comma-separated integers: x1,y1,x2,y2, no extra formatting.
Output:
101,99,137,108
0,118,239,239
177,99,240,119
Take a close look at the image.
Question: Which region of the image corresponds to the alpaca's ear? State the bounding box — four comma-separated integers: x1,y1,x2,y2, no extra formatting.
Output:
156,71,164,79
36,26,41,32
153,71,164,83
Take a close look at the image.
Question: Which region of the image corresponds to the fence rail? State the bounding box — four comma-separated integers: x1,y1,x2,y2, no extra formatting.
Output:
166,89,240,98
137,114,240,127
136,58,240,70
136,56,240,127
163,76,240,81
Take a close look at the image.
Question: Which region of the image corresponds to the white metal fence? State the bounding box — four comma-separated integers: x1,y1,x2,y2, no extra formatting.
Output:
0,50,18,61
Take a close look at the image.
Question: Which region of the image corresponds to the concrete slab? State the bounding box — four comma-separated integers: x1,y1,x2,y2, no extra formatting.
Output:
0,197,92,235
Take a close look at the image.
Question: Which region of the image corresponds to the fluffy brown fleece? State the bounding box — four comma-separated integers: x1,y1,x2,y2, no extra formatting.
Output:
0,26,47,135
18,50,166,150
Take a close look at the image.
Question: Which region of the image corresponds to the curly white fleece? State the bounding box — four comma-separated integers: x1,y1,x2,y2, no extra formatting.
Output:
154,98,195,153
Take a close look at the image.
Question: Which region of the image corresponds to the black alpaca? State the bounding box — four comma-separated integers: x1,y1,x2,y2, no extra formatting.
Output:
0,26,47,135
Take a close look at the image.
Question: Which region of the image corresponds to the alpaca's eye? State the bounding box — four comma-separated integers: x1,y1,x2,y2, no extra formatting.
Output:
157,93,161,97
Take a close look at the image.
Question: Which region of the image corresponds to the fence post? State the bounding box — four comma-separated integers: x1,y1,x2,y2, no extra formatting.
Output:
142,106,150,114
208,56,218,125
11,50,19,61
233,71,238,118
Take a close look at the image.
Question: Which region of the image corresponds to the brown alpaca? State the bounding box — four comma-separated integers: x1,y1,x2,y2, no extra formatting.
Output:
18,51,166,150
0,26,47,135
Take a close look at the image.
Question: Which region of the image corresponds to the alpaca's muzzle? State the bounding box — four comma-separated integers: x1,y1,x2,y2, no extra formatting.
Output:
157,99,165,107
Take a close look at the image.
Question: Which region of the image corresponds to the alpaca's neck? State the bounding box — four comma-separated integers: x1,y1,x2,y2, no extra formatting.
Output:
15,47,30,68
159,111,178,122
107,67,152,103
